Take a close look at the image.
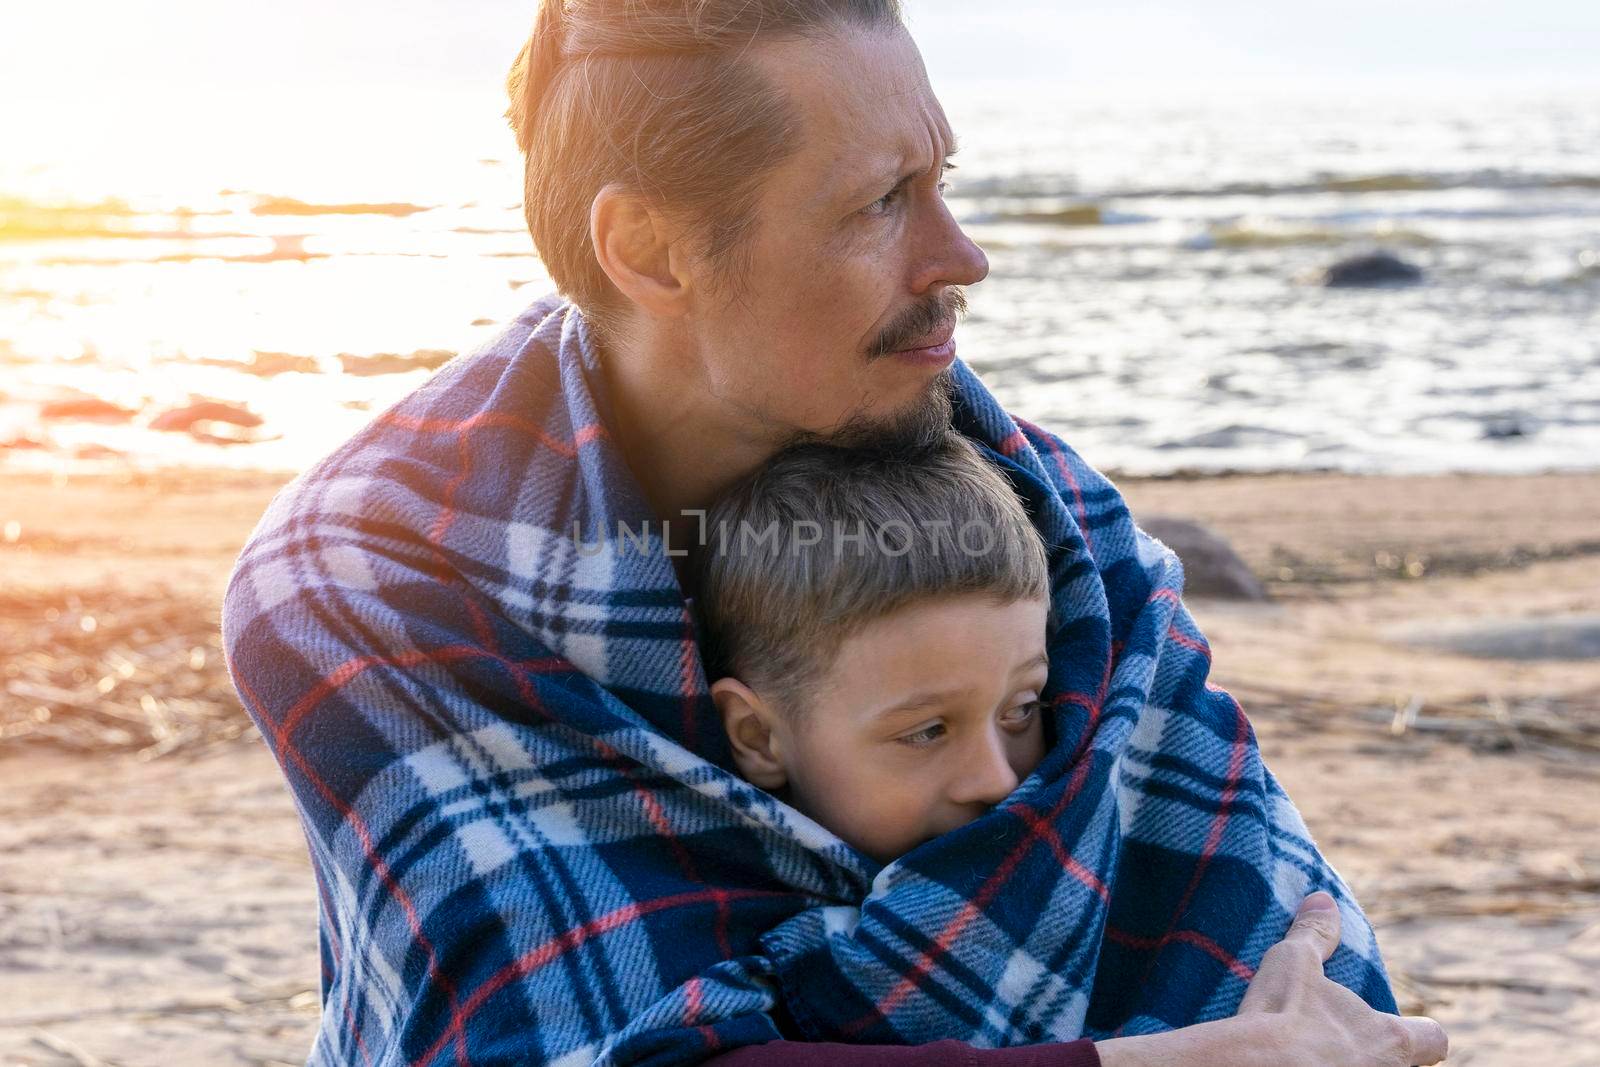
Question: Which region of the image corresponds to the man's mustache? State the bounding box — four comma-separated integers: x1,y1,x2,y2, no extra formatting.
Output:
868,288,969,359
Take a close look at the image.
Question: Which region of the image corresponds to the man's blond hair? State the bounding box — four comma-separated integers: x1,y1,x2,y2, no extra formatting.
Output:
506,0,904,337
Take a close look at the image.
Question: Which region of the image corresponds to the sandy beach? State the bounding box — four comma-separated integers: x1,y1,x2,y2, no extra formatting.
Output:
2,467,1597,1066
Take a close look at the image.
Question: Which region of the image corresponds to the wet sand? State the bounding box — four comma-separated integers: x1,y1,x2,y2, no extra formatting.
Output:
1,468,1597,1066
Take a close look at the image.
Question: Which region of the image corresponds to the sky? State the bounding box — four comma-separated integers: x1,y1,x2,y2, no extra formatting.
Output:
2,0,1597,197
911,0,1600,90
4,0,1600,100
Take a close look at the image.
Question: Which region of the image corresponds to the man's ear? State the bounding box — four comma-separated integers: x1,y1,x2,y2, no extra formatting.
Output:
590,184,691,317
709,677,789,791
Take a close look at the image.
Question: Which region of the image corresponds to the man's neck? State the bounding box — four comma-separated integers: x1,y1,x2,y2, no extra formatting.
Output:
594,326,777,593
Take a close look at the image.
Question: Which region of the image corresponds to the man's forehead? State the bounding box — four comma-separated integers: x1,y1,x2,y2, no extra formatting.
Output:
750,28,956,201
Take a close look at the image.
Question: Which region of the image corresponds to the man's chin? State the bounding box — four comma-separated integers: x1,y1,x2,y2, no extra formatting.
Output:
802,369,956,454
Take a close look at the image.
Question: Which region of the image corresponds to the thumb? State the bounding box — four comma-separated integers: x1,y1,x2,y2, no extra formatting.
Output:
1285,891,1343,963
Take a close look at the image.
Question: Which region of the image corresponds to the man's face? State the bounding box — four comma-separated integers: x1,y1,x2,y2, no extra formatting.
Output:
684,24,988,446
773,593,1050,865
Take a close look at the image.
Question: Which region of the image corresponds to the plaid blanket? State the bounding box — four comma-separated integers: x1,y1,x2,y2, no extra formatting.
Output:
221,292,1396,1066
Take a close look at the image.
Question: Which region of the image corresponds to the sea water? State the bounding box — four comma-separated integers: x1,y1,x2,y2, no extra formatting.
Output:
1,81,1596,475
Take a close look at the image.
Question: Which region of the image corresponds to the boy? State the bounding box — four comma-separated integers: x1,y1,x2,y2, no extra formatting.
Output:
693,430,1054,864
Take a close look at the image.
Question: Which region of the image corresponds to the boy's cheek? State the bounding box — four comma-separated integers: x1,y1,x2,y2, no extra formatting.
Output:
1015,726,1048,778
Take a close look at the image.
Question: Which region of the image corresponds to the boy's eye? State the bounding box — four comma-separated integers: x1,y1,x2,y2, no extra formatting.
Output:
1000,699,1043,727
897,722,947,746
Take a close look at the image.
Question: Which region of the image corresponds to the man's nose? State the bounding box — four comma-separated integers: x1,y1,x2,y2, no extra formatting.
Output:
911,196,989,294
946,733,1020,808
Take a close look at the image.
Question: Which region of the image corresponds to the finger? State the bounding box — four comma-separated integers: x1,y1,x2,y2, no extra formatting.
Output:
1284,892,1342,963
1400,1015,1449,1065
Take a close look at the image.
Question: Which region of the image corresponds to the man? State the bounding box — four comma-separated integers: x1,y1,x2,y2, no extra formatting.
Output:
222,1,1447,1064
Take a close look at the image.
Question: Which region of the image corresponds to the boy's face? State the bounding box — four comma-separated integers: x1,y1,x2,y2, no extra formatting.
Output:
714,593,1050,865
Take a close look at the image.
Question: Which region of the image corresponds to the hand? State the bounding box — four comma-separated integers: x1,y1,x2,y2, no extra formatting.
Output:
1096,892,1448,1067
1233,891,1448,1066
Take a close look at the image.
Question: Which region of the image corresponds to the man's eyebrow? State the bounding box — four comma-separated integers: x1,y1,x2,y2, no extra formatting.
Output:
889,139,961,189
841,137,962,206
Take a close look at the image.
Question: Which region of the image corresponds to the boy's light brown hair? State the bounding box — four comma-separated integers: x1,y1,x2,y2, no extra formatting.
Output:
693,430,1053,715
505,0,903,339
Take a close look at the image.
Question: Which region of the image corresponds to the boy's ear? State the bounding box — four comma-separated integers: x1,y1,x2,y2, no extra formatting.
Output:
710,677,788,791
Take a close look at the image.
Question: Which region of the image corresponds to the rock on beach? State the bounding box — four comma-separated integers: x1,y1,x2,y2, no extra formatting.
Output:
1319,250,1424,288
1390,614,1600,661
1139,515,1269,601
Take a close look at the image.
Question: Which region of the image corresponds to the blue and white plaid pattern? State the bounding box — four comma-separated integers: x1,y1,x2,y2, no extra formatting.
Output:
222,293,1396,1066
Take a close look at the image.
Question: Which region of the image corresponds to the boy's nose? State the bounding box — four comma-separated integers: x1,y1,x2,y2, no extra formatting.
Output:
946,735,1021,809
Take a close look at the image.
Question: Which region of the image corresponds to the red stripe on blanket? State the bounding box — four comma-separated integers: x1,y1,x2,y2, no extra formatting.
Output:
1181,696,1249,912
1053,690,1099,715
679,609,702,762
409,887,791,1067
845,717,1106,1033
1057,643,1117,765
475,621,732,957
384,407,610,582
312,864,341,966
288,616,737,965
1167,626,1211,659
1015,805,1111,903
684,976,704,1022
1148,589,1212,659
257,624,741,1054
275,644,568,740
1015,417,1093,556
423,427,476,572
234,672,477,1067
1104,927,1255,983
343,997,375,1067
1111,693,1252,1035
377,409,609,458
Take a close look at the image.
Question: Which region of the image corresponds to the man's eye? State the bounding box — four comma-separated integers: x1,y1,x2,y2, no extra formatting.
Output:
897,722,946,746
863,187,901,217
862,164,956,218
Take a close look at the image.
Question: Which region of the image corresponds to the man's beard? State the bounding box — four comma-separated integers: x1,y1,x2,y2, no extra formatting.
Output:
780,288,966,456
818,369,955,453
